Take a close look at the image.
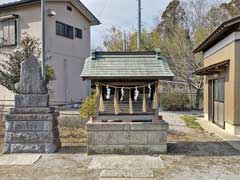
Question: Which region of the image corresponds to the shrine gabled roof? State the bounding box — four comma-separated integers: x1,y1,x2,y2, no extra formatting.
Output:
81,51,174,80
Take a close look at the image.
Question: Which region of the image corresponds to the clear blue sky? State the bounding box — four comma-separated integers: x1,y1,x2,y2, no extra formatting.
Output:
1,0,231,48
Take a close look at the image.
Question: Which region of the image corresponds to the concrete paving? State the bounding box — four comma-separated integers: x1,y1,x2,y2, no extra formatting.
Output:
89,155,164,179
197,117,240,152
0,154,41,165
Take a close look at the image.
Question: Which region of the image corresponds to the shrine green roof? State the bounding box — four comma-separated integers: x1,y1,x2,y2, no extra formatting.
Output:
81,51,174,80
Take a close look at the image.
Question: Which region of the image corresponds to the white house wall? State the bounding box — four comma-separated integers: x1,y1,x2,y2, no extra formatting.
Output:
0,1,92,104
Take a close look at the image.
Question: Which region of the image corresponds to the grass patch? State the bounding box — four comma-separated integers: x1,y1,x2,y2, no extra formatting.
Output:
181,115,203,130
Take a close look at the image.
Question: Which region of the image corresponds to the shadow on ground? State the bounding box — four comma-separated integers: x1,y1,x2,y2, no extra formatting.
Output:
168,141,240,156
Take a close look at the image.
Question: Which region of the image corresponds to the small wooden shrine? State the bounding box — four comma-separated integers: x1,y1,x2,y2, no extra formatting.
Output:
81,51,174,154
81,51,174,122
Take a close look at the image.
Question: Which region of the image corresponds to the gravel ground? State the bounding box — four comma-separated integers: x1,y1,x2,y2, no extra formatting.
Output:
0,111,239,180
155,111,240,180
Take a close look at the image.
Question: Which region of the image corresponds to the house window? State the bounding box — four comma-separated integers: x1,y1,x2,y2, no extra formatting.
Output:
0,19,17,47
56,21,74,39
67,6,72,12
214,78,224,102
75,28,82,39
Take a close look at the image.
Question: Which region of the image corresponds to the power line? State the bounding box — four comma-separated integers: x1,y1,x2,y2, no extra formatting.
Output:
98,0,111,19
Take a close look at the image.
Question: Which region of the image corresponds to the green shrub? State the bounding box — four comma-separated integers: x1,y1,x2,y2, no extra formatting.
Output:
79,94,96,119
160,92,190,110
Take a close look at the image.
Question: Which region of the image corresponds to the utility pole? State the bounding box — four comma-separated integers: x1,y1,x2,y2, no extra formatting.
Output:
41,0,46,81
123,30,127,51
137,0,141,51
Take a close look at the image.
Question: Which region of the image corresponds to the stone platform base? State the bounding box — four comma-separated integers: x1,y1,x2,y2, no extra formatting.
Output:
3,107,61,153
86,120,168,155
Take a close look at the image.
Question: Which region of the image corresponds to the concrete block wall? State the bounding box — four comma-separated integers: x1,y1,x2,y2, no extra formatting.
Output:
87,121,169,155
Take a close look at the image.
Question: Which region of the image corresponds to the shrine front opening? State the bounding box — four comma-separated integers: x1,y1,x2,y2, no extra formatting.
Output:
95,80,160,122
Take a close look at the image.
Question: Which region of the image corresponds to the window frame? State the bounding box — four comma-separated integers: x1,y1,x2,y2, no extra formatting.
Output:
67,6,72,12
213,78,224,103
56,21,74,40
0,19,17,47
75,28,82,39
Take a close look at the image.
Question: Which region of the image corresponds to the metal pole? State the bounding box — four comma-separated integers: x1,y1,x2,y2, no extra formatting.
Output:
41,0,46,81
123,30,127,51
137,0,141,51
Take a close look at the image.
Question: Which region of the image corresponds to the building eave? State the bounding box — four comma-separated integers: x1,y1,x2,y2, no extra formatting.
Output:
0,0,39,10
0,0,101,26
193,15,240,54
193,60,230,75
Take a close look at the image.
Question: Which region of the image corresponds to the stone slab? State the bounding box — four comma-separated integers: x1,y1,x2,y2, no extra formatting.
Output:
0,154,41,165
15,56,47,94
100,169,154,178
89,155,164,170
5,113,57,121
88,145,167,155
10,107,56,114
87,121,169,131
11,121,43,131
99,178,153,180
3,142,60,153
15,94,49,108
5,130,59,143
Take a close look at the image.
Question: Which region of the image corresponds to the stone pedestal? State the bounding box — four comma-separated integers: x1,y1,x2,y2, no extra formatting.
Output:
2,56,61,153
86,120,168,155
3,95,61,153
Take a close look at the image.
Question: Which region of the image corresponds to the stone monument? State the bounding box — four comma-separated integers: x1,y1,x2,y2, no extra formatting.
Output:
3,56,61,153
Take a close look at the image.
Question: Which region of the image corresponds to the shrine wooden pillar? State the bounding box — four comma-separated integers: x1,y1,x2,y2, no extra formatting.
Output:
95,82,100,120
155,80,160,118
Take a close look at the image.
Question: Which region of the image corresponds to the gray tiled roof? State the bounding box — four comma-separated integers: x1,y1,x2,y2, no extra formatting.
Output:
81,51,174,79
0,0,100,25
0,0,38,8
